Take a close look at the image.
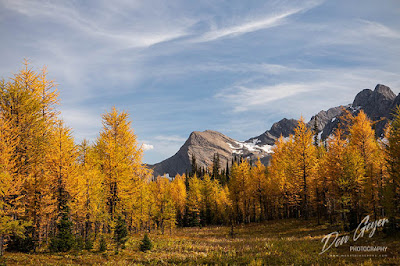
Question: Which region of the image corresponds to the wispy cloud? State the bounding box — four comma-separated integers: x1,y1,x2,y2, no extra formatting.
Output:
216,66,400,113
192,9,300,43
1,0,192,48
358,19,400,39
191,0,323,43
217,83,315,112
1,0,399,165
137,62,293,79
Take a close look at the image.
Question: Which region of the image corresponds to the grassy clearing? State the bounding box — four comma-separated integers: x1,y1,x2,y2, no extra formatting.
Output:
1,219,399,265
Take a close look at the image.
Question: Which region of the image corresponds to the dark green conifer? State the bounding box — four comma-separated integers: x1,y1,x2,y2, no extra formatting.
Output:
114,216,128,252
139,233,153,252
49,207,74,252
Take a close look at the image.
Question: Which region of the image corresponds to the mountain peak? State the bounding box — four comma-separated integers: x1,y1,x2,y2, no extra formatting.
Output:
353,89,373,107
269,118,298,137
245,118,298,146
353,84,395,108
374,84,396,99
152,130,238,176
188,130,230,144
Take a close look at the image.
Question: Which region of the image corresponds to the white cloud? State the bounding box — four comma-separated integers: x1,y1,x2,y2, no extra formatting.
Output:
1,0,191,48
139,62,293,78
358,19,400,39
193,9,302,43
142,143,154,151
190,0,323,43
2,0,400,165
217,83,315,112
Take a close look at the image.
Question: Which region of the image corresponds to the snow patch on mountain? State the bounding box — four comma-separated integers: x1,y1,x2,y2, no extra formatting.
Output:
227,140,274,155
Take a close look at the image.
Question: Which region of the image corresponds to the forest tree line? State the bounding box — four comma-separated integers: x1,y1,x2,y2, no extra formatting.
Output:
0,63,399,255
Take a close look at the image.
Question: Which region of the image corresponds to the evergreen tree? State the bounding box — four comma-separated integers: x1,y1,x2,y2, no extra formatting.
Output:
99,235,107,252
226,161,230,183
139,233,152,252
49,207,74,252
185,169,190,190
191,155,198,177
114,215,127,252
212,153,220,180
313,116,319,147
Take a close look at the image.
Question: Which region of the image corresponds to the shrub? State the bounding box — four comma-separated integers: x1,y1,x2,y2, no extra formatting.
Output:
99,235,107,252
84,237,93,251
74,235,84,251
139,233,152,252
7,229,34,253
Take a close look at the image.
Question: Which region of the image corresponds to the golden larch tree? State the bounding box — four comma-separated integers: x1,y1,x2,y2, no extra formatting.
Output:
0,61,59,249
0,116,26,256
292,117,317,219
95,106,145,233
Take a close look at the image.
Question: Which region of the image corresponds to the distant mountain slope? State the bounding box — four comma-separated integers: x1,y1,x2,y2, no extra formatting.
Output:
152,130,234,177
151,84,399,177
245,118,298,146
151,130,273,177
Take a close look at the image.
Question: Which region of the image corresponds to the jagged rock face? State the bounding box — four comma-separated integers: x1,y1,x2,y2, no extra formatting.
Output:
353,84,396,120
151,84,399,177
318,84,398,138
308,106,346,132
353,89,374,108
268,118,298,140
246,118,298,145
351,84,396,136
393,94,400,117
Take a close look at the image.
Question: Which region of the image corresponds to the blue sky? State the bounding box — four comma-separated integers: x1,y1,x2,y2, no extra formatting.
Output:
1,0,400,164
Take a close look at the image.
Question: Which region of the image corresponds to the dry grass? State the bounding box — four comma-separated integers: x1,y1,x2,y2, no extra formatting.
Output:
1,219,399,265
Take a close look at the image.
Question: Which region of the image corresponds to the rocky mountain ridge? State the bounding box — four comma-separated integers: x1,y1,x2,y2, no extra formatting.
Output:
151,84,399,177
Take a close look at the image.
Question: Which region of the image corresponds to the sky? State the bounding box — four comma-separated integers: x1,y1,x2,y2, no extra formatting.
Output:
0,0,400,164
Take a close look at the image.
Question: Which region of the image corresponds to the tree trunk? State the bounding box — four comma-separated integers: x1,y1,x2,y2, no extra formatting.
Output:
0,235,4,257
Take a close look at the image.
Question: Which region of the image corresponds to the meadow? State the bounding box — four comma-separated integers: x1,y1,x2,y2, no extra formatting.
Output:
1,219,398,265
